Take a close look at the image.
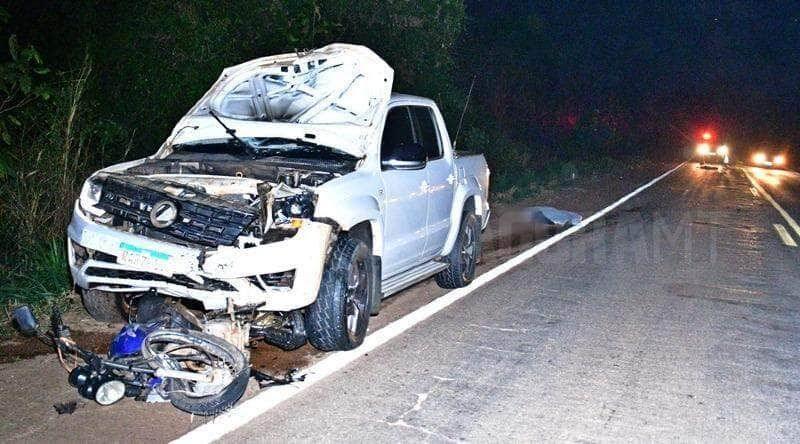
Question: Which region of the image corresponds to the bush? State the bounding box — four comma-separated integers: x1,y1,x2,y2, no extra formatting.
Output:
0,25,125,319
0,240,71,313
8,0,467,156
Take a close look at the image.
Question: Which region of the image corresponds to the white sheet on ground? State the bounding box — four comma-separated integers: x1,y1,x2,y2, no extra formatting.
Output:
525,206,583,227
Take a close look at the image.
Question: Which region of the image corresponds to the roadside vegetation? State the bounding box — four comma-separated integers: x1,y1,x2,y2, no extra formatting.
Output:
0,1,656,327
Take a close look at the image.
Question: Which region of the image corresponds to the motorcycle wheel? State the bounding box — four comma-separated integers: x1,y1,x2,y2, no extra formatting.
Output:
142,329,249,416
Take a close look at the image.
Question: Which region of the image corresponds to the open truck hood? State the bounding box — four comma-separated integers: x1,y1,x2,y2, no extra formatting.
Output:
170,43,394,158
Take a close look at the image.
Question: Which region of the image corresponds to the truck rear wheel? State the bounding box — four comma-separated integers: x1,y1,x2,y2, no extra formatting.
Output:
305,235,374,351
436,212,480,289
82,289,127,323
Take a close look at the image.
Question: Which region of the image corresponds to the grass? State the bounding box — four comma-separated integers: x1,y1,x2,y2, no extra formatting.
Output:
0,60,100,337
0,240,73,337
491,156,621,202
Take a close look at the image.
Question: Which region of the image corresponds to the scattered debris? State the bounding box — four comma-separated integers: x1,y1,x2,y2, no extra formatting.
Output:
251,368,306,388
53,400,82,415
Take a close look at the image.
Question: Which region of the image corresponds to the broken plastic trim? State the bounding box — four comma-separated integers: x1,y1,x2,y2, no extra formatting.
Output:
250,311,306,350
251,368,306,388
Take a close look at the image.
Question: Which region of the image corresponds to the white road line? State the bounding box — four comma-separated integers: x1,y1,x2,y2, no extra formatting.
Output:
773,224,798,247
743,168,800,239
171,161,687,444
750,187,759,197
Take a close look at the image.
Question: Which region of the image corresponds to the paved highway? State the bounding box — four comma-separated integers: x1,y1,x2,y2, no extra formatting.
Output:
216,164,800,442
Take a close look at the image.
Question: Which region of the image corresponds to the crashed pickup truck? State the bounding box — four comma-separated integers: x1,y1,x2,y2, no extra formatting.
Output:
68,43,490,355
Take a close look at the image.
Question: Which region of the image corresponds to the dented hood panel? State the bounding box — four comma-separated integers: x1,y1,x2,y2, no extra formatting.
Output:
171,44,393,158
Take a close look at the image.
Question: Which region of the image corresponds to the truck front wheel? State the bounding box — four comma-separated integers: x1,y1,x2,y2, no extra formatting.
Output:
305,235,374,351
82,289,127,322
436,212,480,289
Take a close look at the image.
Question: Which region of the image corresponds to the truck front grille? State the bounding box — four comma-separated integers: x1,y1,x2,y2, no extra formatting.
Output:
96,176,258,247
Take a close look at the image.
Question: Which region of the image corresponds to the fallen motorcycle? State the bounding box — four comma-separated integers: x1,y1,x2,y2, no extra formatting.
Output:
12,303,249,415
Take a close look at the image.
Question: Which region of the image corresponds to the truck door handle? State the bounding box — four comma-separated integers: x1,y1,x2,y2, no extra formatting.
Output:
446,174,456,185
420,181,429,192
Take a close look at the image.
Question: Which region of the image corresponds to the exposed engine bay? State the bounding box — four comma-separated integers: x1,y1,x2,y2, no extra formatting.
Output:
86,155,353,249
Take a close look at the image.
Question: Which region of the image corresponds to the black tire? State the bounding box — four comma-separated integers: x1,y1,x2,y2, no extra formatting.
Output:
436,212,480,289
305,235,374,351
132,294,167,323
133,295,201,330
81,289,126,322
142,329,249,416
169,369,250,416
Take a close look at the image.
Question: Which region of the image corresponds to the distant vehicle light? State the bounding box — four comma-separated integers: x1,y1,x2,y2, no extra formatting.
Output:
717,145,729,155
702,132,712,140
753,152,767,164
696,143,710,155
774,155,785,166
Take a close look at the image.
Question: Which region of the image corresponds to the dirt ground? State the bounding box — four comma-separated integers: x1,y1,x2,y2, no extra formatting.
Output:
0,158,668,386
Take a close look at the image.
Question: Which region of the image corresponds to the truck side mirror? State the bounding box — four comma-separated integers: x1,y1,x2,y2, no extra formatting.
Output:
381,142,427,170
13,305,39,336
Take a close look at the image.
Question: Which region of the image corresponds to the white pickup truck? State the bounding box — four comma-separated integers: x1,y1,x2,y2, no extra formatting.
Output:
68,44,490,352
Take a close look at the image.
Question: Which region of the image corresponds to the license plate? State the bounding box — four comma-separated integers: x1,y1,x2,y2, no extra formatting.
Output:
117,242,172,273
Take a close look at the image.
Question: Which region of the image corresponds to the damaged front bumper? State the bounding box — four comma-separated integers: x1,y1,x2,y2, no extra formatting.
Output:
67,202,332,311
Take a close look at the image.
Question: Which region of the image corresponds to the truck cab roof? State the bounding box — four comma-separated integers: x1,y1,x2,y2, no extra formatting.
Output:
389,93,437,107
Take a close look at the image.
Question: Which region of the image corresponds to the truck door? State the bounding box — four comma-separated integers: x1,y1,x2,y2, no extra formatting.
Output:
379,106,429,278
411,106,455,260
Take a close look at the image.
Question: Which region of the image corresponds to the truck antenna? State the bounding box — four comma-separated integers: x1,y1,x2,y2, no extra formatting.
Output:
452,75,476,150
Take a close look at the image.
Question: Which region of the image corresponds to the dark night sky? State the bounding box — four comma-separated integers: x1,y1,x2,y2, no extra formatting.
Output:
468,1,800,151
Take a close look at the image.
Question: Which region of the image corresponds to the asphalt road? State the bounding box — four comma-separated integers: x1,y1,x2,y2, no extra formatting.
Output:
218,164,800,442
746,166,800,239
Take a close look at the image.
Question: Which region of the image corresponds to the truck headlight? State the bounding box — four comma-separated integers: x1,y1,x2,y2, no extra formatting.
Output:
79,178,104,216
275,194,315,222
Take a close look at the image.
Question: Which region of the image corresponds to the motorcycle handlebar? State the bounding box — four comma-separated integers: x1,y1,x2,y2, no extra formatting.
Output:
53,337,155,374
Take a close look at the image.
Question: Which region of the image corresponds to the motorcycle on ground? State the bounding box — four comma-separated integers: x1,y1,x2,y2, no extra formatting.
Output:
13,302,251,415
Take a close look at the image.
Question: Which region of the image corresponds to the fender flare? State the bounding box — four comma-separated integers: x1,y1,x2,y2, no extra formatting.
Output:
327,195,385,257
440,177,484,256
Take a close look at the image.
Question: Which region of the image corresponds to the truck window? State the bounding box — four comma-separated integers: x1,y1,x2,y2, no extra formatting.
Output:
411,106,442,160
381,106,415,160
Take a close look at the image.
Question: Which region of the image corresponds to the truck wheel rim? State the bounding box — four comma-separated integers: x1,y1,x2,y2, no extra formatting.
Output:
460,224,475,280
345,258,368,341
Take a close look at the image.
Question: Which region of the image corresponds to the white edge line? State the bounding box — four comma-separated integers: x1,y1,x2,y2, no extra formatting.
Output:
773,223,798,247
171,161,687,444
743,168,800,239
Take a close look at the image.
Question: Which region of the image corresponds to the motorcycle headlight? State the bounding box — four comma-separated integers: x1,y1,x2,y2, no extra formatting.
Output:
95,380,126,406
